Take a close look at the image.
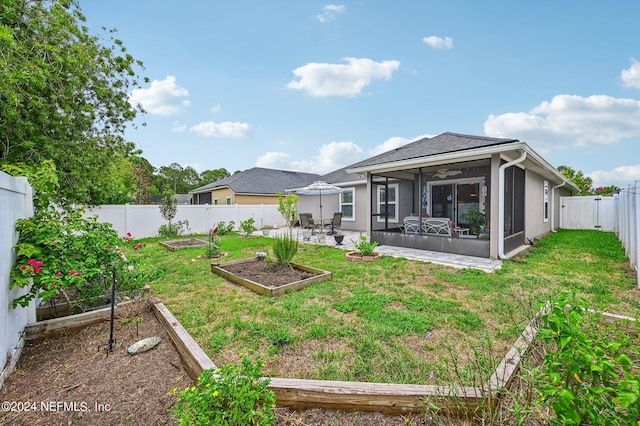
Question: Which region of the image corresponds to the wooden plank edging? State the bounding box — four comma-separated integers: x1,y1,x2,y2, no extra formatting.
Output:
151,301,216,380
24,300,138,340
267,378,488,414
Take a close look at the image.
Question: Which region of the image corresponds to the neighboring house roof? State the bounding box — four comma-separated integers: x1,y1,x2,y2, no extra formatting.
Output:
190,167,320,195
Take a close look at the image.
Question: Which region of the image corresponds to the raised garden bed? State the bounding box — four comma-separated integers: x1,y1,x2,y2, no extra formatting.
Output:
211,257,332,296
1,298,215,425
159,238,208,251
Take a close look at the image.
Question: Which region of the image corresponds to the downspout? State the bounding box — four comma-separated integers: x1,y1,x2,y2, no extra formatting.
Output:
498,150,527,259
550,180,566,233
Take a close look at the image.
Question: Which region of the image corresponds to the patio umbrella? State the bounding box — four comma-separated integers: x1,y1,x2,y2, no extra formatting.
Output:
297,181,343,223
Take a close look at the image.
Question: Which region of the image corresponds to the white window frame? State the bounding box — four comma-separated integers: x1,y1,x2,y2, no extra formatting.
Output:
543,180,549,223
340,187,355,221
226,196,232,205
377,183,399,223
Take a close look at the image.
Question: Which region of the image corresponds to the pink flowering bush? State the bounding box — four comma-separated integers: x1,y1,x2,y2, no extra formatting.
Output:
7,161,142,308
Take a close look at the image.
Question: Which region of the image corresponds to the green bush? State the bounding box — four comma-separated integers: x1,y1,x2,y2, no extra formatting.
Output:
215,221,235,235
158,223,183,237
351,234,378,256
536,291,640,425
173,355,276,426
239,217,257,237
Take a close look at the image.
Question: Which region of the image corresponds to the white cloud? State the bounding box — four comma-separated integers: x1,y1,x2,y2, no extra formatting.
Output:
589,165,640,188
287,57,400,97
210,103,222,113
621,59,640,89
256,141,363,174
422,36,453,50
484,94,640,151
317,4,346,22
189,121,251,138
171,122,186,133
369,134,432,156
128,75,189,115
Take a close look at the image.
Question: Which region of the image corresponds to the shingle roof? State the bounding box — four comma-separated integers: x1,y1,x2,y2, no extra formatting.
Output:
348,132,519,170
190,167,320,195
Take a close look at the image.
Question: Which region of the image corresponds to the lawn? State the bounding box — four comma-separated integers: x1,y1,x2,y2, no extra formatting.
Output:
123,229,639,387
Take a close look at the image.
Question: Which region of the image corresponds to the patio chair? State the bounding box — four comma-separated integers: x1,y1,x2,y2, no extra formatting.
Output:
299,213,316,233
325,212,342,235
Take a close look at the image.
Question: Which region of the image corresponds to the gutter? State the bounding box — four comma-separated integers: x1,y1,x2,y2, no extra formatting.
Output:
498,150,527,259
550,180,567,232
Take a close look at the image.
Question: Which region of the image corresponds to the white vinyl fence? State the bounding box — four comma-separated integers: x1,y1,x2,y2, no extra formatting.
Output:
614,182,640,284
0,171,35,388
84,204,285,238
560,195,616,231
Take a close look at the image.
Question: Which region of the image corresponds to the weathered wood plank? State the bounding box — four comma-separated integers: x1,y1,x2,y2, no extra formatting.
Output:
24,300,138,340
486,322,538,391
268,378,488,414
151,301,216,380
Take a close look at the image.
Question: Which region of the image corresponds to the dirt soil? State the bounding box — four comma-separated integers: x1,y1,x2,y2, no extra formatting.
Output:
220,260,315,288
0,301,192,426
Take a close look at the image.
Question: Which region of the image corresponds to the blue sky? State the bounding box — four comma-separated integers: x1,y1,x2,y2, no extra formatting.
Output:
81,1,640,188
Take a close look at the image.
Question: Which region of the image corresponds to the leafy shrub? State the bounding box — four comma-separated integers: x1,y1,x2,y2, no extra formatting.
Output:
216,221,235,236
351,234,378,256
173,356,276,426
158,223,183,237
5,161,138,308
536,291,640,425
270,234,298,267
239,217,257,237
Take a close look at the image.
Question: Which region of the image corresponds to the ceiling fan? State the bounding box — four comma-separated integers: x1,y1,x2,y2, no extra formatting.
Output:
432,168,463,179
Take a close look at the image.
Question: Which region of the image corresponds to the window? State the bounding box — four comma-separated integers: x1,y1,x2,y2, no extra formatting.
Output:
377,183,398,222
226,196,232,205
213,198,219,205
543,180,549,223
340,188,355,220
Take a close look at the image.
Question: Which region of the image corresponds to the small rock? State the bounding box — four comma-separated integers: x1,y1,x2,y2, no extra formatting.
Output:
127,336,161,355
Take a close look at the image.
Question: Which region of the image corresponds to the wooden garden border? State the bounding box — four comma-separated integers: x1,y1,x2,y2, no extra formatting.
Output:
211,258,332,297
21,298,638,417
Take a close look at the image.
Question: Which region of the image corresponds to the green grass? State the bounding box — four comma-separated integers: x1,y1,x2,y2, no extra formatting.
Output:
125,230,638,386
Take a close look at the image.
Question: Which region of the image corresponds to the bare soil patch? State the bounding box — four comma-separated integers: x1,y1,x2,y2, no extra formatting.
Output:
220,260,315,288
0,302,192,426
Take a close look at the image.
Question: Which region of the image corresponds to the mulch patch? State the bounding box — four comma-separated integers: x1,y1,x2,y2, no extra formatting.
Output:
219,260,314,288
0,301,192,426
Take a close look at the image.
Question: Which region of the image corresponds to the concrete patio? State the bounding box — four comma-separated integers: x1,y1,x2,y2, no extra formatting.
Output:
256,227,502,272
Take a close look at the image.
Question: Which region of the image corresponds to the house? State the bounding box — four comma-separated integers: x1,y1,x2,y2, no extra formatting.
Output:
295,132,578,259
189,167,320,205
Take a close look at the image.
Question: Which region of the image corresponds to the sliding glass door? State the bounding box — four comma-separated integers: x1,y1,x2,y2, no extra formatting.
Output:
429,179,485,226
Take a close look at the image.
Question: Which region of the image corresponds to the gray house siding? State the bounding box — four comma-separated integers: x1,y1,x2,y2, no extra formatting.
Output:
525,170,549,241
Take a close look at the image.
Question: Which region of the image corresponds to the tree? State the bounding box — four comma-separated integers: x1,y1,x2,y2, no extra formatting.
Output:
198,168,230,186
0,0,146,204
594,185,621,196
557,166,594,196
159,190,178,236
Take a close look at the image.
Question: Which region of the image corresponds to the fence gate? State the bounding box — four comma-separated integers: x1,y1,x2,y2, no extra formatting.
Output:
560,196,615,231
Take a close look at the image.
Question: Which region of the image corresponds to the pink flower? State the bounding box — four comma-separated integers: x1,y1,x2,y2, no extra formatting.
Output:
34,267,42,274
27,259,38,266
55,271,62,277
52,240,58,245
127,232,132,237
75,271,82,277
134,243,142,251
20,265,26,271
69,269,76,275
